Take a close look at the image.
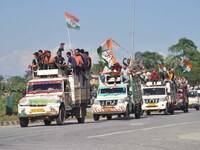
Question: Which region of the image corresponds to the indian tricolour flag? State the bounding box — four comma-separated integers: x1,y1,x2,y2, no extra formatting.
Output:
179,59,192,73
64,12,80,30
97,38,118,68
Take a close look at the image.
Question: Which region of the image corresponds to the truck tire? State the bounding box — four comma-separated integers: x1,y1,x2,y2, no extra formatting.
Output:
44,119,51,126
196,106,199,111
169,105,174,115
125,105,130,118
19,117,29,127
135,105,141,119
56,107,65,125
106,115,112,120
77,117,85,123
146,111,151,115
93,114,100,121
164,103,169,115
183,102,189,113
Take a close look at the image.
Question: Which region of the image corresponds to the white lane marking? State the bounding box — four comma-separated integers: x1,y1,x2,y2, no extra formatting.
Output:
87,121,200,139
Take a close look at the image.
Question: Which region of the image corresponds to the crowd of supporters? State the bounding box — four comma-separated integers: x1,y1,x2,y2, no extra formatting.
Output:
30,43,92,82
99,58,188,87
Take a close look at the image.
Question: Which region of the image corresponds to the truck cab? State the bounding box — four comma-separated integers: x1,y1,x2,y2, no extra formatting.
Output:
18,69,90,127
174,84,189,112
91,75,142,121
188,90,199,110
141,81,176,115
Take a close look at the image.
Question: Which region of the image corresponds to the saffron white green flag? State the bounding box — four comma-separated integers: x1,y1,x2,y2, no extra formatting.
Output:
64,12,80,30
97,38,118,68
179,59,192,73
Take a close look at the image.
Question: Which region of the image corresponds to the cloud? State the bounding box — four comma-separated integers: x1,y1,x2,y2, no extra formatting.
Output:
0,43,73,77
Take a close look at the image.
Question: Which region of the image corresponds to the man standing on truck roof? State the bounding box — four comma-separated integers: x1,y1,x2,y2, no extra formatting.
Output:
120,64,130,83
54,50,66,70
150,69,160,85
66,52,77,75
73,49,84,74
44,51,56,69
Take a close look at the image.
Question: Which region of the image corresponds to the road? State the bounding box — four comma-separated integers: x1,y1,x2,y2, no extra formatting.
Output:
0,109,200,150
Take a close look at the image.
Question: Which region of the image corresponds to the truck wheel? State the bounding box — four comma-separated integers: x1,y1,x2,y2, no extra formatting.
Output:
169,105,174,115
183,102,189,113
146,111,151,115
106,115,112,120
196,106,199,111
135,105,141,119
164,104,169,115
125,105,130,118
56,107,65,125
44,119,51,126
77,117,85,123
19,117,29,127
93,114,100,121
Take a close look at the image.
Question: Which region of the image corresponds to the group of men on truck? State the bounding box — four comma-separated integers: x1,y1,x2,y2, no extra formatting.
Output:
30,43,92,78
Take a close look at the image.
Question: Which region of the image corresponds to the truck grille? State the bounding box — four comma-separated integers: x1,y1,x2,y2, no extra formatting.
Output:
145,99,159,104
100,100,118,106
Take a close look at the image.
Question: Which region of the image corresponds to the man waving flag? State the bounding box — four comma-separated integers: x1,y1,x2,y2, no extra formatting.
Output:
64,12,80,30
97,38,118,68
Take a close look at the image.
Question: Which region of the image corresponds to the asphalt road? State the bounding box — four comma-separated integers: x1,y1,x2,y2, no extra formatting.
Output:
0,109,200,150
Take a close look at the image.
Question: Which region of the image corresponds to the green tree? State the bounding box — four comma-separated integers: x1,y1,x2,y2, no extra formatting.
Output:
91,61,104,75
135,51,164,70
168,37,199,61
168,37,200,85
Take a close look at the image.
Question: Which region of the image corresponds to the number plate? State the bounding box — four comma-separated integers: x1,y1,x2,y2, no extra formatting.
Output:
30,108,44,113
147,104,157,107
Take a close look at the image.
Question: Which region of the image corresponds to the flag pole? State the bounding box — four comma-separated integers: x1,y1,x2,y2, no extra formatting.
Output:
131,0,136,60
67,27,72,51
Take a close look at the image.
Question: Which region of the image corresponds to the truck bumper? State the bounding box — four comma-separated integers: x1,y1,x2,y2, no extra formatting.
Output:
142,101,167,111
18,104,60,118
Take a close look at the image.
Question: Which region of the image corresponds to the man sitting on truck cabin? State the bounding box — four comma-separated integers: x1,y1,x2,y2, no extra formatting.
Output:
120,64,130,83
150,69,160,85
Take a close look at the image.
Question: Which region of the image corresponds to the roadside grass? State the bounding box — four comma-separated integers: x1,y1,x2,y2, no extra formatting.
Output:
0,113,19,122
0,109,93,123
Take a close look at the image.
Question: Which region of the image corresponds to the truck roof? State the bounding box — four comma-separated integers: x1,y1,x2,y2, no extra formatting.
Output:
28,77,68,83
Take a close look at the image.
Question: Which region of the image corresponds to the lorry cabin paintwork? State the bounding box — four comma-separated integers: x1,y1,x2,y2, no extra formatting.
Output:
141,81,176,115
18,69,90,127
188,90,200,110
91,74,143,121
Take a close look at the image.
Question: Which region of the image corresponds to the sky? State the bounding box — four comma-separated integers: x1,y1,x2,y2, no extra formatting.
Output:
0,0,200,77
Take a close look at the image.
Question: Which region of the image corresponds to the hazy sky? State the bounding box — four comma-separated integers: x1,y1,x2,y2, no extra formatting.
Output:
0,0,200,76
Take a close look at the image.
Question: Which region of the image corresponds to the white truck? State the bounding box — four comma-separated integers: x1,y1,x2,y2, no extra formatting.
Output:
91,75,143,121
141,81,176,115
18,69,90,127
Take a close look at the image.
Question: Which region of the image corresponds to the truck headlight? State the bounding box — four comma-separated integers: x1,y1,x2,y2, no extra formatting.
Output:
159,98,165,101
94,99,100,105
118,98,126,103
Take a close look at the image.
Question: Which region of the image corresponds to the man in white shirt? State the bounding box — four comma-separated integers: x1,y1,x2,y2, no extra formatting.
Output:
120,65,130,83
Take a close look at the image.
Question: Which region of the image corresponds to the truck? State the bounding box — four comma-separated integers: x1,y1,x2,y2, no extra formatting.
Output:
174,84,189,113
18,69,90,127
141,81,176,115
188,90,199,110
91,74,143,121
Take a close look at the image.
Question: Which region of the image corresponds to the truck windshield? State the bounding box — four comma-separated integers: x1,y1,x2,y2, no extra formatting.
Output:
188,92,197,97
27,80,62,94
143,88,165,95
99,88,126,94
